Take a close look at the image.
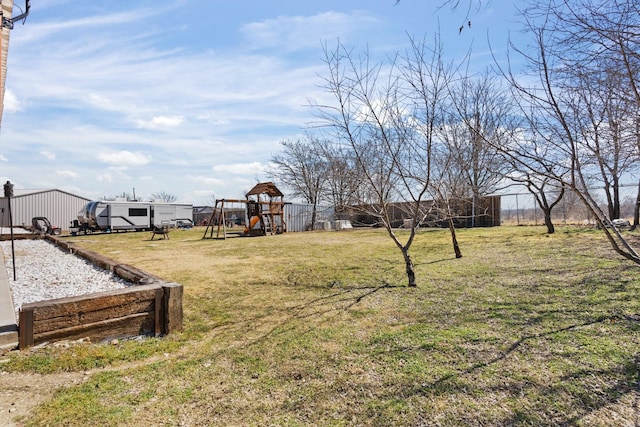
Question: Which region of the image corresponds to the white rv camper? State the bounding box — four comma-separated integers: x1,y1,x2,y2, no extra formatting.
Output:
77,200,193,233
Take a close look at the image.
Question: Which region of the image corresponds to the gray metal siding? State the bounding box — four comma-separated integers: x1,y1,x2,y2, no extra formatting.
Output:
284,203,334,232
0,190,90,230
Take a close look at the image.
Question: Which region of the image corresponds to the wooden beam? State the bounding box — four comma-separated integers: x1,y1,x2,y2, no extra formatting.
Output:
154,288,162,336
162,283,183,334
32,312,153,345
18,308,33,349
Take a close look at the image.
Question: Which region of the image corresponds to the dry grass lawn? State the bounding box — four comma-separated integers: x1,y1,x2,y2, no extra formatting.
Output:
2,225,639,426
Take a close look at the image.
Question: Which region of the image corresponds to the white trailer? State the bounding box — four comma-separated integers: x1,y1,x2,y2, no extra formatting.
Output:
151,203,193,229
77,200,193,232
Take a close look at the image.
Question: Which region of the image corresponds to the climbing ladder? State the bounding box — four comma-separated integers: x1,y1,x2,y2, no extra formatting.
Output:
261,213,272,235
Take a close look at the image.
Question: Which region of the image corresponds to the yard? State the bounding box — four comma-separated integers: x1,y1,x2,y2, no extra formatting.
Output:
1,225,639,426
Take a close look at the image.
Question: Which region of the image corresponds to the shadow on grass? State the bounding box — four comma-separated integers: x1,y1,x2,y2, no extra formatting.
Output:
246,282,405,343
190,273,639,425
418,256,459,265
403,314,640,426
188,281,399,341
188,279,405,347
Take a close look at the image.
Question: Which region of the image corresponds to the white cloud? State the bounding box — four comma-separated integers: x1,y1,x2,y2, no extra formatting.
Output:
180,189,221,205
56,170,78,178
240,11,379,52
96,166,133,184
41,151,56,160
87,93,115,110
11,4,169,45
98,151,151,166
0,154,7,162
196,113,230,126
212,162,268,176
136,115,185,129
189,175,227,186
3,89,21,113
97,172,113,183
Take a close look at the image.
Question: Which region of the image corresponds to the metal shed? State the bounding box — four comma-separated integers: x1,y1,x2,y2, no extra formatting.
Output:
284,203,335,232
0,188,91,231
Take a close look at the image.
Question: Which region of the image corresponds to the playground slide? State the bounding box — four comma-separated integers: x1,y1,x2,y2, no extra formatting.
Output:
244,216,260,234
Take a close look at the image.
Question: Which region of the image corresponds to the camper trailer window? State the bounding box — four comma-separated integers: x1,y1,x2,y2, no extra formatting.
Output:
129,208,148,216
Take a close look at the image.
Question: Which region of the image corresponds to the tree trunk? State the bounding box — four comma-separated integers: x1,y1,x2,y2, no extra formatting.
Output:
543,208,555,234
448,218,463,258
310,201,318,230
401,247,417,287
631,178,640,231
612,182,621,220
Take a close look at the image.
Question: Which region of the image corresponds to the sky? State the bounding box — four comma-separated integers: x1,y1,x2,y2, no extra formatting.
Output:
0,0,524,205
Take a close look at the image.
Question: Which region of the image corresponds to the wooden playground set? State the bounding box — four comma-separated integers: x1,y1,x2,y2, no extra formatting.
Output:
202,182,287,239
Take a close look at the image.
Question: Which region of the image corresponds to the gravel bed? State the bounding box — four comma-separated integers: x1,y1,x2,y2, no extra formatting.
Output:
1,239,132,313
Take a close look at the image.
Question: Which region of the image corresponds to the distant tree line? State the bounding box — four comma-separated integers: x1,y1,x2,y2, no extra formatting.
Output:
101,191,177,203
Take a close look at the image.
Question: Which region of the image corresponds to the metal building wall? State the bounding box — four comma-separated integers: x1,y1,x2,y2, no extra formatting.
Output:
0,190,91,230
284,203,334,232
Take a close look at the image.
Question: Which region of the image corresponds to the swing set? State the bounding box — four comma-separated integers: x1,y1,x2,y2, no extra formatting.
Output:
202,182,287,239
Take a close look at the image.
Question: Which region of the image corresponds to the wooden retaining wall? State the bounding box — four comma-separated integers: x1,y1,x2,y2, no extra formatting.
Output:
17,236,183,349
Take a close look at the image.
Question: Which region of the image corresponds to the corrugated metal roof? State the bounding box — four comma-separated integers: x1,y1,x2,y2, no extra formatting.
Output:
4,188,91,201
12,188,56,196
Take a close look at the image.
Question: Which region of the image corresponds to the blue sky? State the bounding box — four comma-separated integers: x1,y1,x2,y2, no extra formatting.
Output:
0,0,523,204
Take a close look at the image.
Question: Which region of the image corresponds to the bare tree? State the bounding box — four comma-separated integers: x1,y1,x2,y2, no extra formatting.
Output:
505,122,570,233
495,0,640,263
317,143,361,220
539,0,640,106
569,58,638,221
429,139,466,257
151,192,177,203
103,192,139,201
314,36,454,287
268,135,328,229
567,0,640,228
441,70,516,226
512,171,565,234
400,35,474,257
632,176,640,230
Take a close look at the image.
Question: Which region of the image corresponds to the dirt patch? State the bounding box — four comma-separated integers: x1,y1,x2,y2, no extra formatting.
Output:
0,338,183,426
0,370,88,426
